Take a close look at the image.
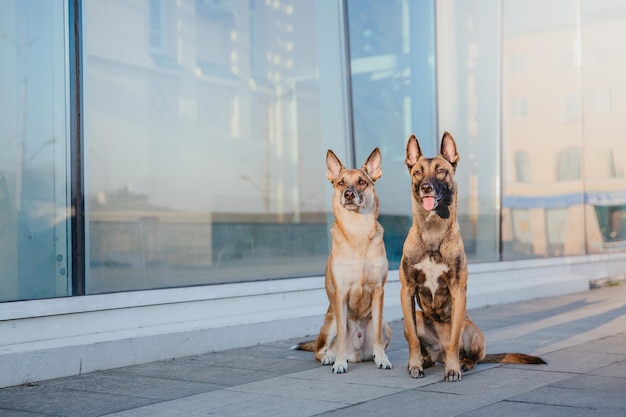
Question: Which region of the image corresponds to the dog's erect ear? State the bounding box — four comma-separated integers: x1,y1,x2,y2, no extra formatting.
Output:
440,131,459,170
362,148,382,182
405,134,422,171
326,150,345,183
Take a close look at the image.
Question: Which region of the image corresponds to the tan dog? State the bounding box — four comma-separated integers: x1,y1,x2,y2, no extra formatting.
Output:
294,148,392,373
400,132,545,382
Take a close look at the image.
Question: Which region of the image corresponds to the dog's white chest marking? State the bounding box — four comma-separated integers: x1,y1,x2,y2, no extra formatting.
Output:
413,257,449,296
333,255,387,291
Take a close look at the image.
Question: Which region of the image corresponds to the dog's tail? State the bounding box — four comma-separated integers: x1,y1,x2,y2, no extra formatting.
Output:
479,353,546,365
291,340,316,352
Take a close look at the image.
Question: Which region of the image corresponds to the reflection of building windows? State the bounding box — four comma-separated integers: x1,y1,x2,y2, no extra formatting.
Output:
587,45,608,66
249,0,258,74
195,0,236,77
558,44,580,68
199,87,235,135
556,147,581,181
509,52,527,74
595,206,626,243
588,149,617,178
515,150,532,182
151,82,179,126
149,0,177,66
512,97,528,119
559,93,580,122
589,87,611,113
149,0,164,51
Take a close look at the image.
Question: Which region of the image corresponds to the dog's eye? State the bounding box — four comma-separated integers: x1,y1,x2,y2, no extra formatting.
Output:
358,178,367,186
437,168,447,175
337,179,345,186
414,169,422,177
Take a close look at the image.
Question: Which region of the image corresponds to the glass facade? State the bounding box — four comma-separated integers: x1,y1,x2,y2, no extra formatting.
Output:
0,0,625,302
499,0,626,259
436,0,626,262
82,0,344,292
436,0,502,262
581,0,626,251
0,1,71,302
346,0,436,268
500,0,585,260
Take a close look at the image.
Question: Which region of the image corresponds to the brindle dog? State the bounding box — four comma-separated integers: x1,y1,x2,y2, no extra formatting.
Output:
399,132,545,382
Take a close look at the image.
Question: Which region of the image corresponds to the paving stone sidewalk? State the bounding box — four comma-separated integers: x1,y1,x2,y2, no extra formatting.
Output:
1,284,625,417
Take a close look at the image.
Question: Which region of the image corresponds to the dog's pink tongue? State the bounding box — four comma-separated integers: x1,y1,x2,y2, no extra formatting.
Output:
422,196,435,211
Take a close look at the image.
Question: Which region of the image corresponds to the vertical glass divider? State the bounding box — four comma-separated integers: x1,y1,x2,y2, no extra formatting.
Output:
69,0,85,296
339,0,356,168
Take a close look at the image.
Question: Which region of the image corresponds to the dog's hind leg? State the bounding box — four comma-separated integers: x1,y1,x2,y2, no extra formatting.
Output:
459,318,486,372
314,307,338,365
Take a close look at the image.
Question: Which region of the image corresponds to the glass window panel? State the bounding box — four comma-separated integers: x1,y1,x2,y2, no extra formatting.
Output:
0,1,71,301
83,0,345,293
501,0,586,260
346,0,437,268
581,0,626,252
436,0,501,262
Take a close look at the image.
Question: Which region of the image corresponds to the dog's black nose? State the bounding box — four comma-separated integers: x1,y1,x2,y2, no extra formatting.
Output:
421,182,433,194
344,189,355,200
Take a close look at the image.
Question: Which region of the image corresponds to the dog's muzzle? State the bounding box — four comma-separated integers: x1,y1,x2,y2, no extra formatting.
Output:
419,181,443,211
342,187,363,210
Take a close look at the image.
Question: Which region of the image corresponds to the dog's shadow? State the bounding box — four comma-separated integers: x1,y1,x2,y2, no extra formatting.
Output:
472,297,626,354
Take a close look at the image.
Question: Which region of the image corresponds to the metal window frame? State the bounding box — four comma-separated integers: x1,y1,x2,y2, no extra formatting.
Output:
69,0,85,296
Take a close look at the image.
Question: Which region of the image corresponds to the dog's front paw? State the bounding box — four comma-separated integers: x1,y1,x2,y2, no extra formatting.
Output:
408,366,425,378
375,354,392,370
407,355,424,378
332,360,348,374
444,367,462,382
321,353,335,366
444,356,462,382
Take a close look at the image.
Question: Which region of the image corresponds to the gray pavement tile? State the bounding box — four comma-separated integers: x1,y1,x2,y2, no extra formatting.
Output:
43,371,223,400
570,334,626,355
0,383,156,417
207,393,344,417
316,390,494,417
576,408,626,417
103,388,343,417
0,410,51,417
482,336,552,356
483,316,624,357
224,374,403,404
185,351,321,373
509,346,624,374
471,298,598,332
108,357,283,386
287,360,441,389
418,366,574,398
457,400,589,417
227,341,316,360
590,359,626,378
549,374,625,393
102,390,267,417
480,293,626,355
509,386,626,411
